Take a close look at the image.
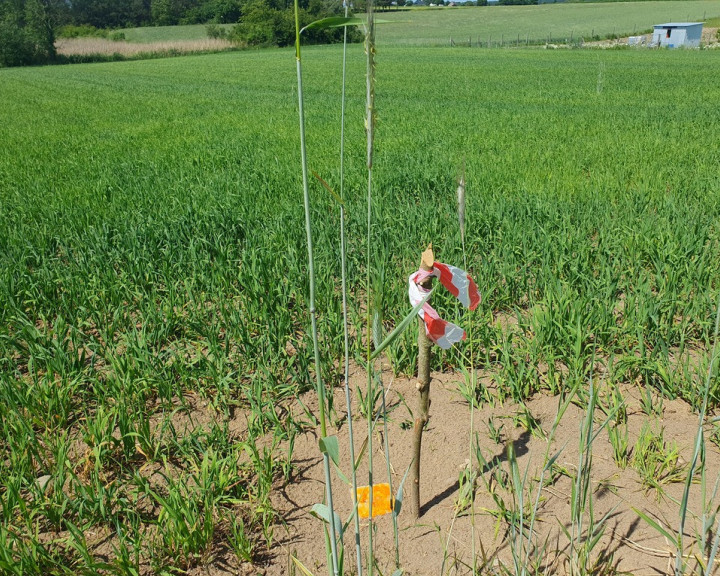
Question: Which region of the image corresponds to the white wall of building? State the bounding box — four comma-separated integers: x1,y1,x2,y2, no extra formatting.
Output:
652,24,702,48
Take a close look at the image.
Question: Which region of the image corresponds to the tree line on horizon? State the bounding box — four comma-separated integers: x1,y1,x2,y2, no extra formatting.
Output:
0,0,357,67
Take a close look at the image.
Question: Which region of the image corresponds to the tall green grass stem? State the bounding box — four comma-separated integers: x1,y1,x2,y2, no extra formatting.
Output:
339,3,363,573
457,169,478,575
365,0,376,572
294,3,339,573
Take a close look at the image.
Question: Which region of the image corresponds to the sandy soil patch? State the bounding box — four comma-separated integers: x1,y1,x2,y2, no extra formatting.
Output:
261,365,720,576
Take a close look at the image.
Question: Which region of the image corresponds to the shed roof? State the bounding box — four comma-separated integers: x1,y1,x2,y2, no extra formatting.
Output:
653,22,704,28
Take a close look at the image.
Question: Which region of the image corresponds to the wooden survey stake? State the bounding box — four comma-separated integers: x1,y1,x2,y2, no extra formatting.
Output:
412,244,434,519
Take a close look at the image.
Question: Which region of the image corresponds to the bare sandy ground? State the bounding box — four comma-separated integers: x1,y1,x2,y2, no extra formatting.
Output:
228,363,720,576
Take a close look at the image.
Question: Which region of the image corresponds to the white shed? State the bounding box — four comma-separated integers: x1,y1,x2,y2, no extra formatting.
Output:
652,23,703,48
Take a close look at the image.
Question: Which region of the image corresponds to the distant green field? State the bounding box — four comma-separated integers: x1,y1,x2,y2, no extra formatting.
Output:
2,45,720,572
376,0,720,44
115,1,720,47
118,23,233,43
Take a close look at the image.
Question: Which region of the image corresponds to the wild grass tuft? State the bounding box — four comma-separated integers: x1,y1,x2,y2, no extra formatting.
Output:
632,422,689,501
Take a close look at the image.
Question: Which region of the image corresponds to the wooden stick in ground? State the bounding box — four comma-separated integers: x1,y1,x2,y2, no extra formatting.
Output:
411,244,434,519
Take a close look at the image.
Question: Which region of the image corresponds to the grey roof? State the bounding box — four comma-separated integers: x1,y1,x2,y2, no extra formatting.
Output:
653,22,704,28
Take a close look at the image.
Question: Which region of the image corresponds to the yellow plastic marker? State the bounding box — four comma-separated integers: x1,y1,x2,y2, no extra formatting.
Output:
356,483,393,519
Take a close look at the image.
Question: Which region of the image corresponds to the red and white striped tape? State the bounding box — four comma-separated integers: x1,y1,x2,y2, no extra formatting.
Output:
408,262,480,349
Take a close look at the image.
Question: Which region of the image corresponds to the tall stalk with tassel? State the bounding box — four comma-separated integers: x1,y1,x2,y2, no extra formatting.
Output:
364,0,377,570
339,2,363,573
292,4,416,572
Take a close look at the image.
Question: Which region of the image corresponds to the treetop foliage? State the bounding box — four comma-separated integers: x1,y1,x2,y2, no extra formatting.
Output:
1,0,61,66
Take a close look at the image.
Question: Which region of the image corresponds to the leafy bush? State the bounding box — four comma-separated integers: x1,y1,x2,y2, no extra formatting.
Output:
206,22,228,39
229,0,286,46
212,0,244,23
57,24,108,39
183,0,243,24
229,0,361,48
